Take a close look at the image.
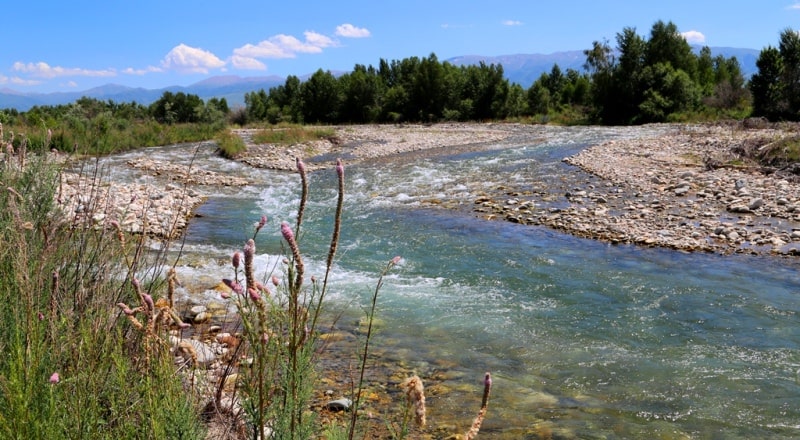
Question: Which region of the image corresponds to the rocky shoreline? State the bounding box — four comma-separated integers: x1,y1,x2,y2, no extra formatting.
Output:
475,123,800,257
55,122,800,256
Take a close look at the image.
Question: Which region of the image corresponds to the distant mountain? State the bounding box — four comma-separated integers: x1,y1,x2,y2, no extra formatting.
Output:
0,75,286,112
448,51,587,87
447,46,760,87
0,47,761,111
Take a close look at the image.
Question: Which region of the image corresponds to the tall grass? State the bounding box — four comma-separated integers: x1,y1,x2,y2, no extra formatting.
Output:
0,140,203,438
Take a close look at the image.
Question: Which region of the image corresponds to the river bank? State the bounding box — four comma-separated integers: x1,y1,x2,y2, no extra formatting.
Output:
237,122,800,257
54,122,800,255
47,123,800,438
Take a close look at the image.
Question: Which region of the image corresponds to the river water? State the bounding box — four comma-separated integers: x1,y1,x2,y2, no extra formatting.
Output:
99,126,800,438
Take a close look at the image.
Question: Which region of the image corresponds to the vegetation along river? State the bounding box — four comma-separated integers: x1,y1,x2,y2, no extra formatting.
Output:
97,126,800,438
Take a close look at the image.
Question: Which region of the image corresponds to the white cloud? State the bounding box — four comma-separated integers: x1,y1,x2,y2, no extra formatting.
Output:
787,2,800,9
122,66,163,75
304,31,335,49
230,55,267,70
335,23,371,38
0,74,41,86
231,31,337,70
161,43,226,74
681,30,706,44
12,61,116,78
502,20,523,26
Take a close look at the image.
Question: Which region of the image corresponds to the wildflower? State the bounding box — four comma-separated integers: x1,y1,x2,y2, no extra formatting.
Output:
222,279,244,295
280,221,295,244
336,158,344,179
400,375,426,427
391,255,402,266
296,157,306,174
255,215,267,233
248,287,261,302
464,372,492,440
232,251,241,269
271,275,280,286
38,312,44,321
49,372,60,384
116,303,136,316
255,281,271,297
141,293,155,312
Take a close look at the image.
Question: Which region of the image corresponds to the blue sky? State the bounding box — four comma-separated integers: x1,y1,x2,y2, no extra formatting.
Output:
2,1,798,94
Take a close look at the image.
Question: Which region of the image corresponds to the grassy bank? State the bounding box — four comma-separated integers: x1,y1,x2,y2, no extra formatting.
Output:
0,150,203,438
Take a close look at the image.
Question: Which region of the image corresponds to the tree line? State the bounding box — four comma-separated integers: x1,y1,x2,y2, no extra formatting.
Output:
3,19,800,141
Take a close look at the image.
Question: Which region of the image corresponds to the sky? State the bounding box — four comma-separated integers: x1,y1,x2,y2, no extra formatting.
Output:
2,1,798,94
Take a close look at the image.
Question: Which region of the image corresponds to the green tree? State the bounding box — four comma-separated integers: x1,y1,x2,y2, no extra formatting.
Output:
750,46,785,120
779,28,800,118
299,69,341,123
149,91,203,124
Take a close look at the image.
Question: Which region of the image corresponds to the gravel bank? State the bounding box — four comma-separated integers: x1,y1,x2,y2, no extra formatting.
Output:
54,122,800,257
477,123,800,256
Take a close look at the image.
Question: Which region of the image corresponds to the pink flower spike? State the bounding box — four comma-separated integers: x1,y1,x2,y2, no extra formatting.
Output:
116,303,135,316
232,252,241,269
222,279,243,295
38,312,44,321
296,157,306,174
336,158,344,179
220,290,231,299
256,215,267,232
142,293,155,312
271,275,280,286
391,256,402,265
248,287,261,302
255,281,271,296
281,222,295,243
49,372,60,384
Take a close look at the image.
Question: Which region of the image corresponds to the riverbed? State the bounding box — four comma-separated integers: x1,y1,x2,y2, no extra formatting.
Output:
76,124,800,438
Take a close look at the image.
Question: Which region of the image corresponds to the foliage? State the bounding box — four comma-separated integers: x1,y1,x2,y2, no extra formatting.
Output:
584,20,748,124
0,138,203,438
216,129,247,159
750,29,800,121
251,125,335,145
3,95,227,156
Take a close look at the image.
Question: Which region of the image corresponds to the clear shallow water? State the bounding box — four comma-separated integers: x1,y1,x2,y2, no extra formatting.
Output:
113,127,800,438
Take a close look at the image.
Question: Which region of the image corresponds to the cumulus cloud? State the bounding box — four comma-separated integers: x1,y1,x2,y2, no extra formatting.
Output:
0,74,41,86
122,66,163,75
230,55,267,70
502,20,523,26
161,43,226,74
12,61,116,78
681,30,706,44
336,23,371,38
232,31,337,70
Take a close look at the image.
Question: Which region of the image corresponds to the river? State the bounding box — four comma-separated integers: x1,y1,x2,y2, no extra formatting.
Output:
97,126,800,438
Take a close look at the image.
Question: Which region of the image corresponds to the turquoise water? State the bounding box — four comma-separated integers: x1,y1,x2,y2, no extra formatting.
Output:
106,127,800,438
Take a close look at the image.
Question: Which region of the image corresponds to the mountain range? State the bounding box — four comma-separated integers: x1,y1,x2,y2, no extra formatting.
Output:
0,47,760,112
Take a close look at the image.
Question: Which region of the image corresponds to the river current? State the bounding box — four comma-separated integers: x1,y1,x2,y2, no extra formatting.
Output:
97,126,800,438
